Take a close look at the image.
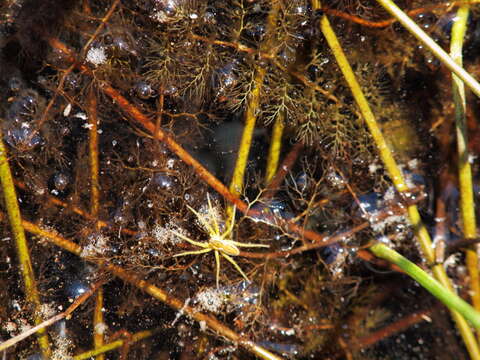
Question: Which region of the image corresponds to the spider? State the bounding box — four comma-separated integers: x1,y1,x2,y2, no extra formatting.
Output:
171,195,269,287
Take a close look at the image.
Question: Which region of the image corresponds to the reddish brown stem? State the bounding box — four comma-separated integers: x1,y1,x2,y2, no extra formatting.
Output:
351,308,433,350
15,179,136,236
263,142,304,199
323,3,455,29
87,86,100,220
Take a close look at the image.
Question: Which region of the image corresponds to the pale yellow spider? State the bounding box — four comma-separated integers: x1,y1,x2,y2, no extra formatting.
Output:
171,195,269,287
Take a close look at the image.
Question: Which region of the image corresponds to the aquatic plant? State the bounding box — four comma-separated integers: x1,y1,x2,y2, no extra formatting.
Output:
1,0,480,358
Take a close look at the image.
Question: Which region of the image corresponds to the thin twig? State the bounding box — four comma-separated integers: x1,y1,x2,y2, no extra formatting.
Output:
344,308,434,356
322,3,454,29
87,87,101,221
263,142,304,199
0,280,104,353
15,179,136,236
80,0,121,57
240,194,418,259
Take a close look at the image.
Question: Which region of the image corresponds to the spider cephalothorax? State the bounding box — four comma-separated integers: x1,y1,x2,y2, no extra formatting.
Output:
171,195,269,287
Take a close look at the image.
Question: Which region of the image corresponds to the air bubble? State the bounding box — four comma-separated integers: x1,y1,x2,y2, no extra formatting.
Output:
4,122,43,150
65,279,89,299
6,90,40,122
153,172,175,190
8,76,24,93
134,81,156,99
53,172,70,191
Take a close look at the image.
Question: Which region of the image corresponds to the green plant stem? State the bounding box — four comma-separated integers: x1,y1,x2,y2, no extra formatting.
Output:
265,112,285,185
450,4,480,342
313,1,480,358
370,243,480,329
375,0,480,98
0,128,51,357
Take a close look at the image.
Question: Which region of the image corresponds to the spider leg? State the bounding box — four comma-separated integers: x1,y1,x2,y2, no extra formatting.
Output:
221,253,250,282
186,204,217,236
170,230,209,248
207,194,221,235
215,250,221,288
230,241,269,248
224,204,236,238
173,248,212,257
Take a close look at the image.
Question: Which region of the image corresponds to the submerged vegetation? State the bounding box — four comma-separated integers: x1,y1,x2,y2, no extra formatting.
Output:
0,0,480,358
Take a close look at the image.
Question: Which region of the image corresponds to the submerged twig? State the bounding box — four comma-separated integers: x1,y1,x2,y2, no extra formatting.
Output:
323,2,457,29
264,142,304,199
80,0,121,58
87,87,105,359
14,179,136,236
87,86,100,222
0,280,104,353
342,307,434,357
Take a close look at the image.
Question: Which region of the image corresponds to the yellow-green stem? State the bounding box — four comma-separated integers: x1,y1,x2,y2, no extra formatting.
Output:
265,112,285,185
451,4,477,247
0,128,51,357
229,68,266,199
93,287,105,359
228,0,281,218
313,1,480,358
450,4,480,342
74,329,155,360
